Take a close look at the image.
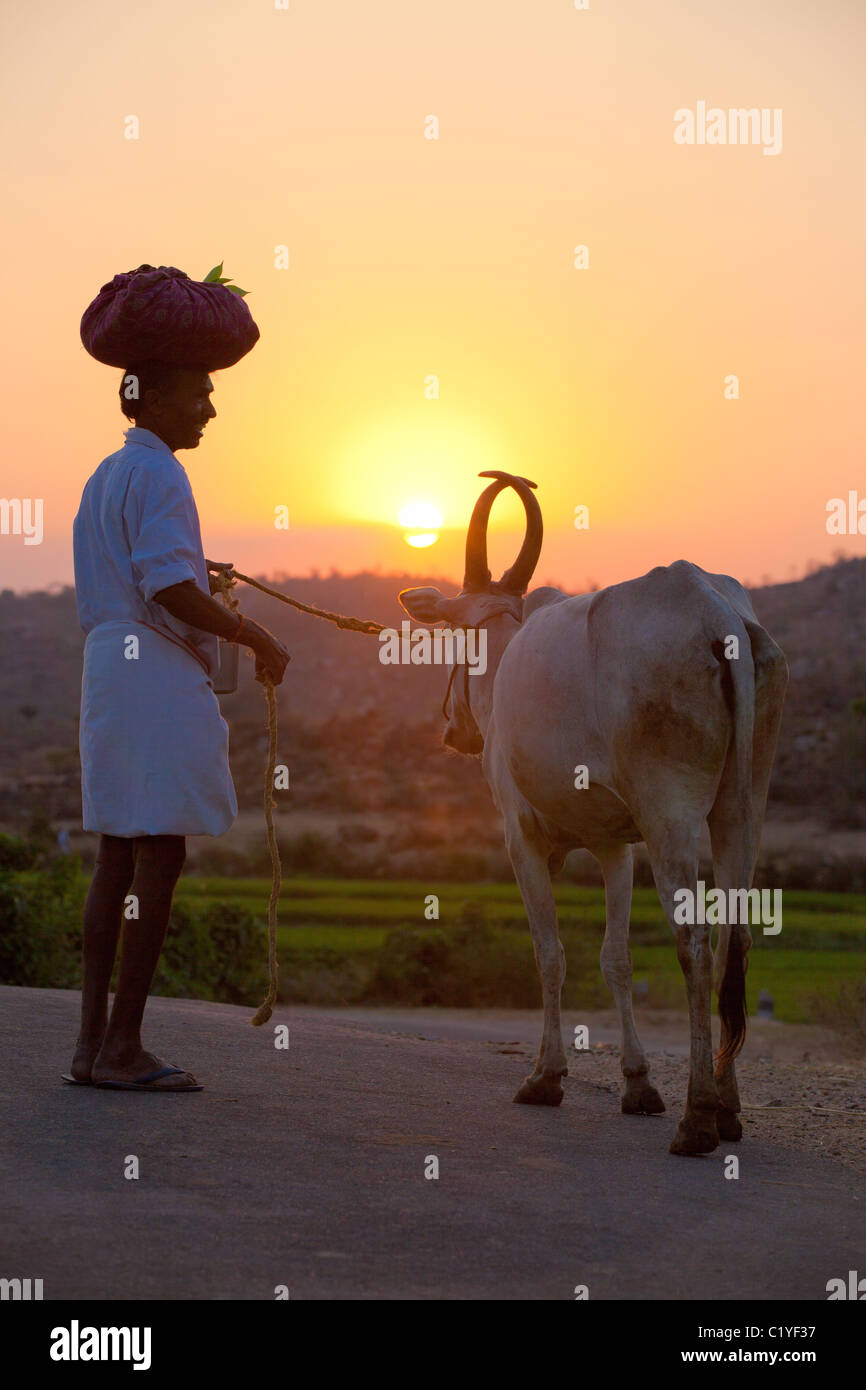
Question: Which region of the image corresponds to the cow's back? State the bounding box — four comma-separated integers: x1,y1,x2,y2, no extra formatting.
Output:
489,561,750,842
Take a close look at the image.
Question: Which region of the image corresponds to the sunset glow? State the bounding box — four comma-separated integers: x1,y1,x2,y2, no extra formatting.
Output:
397,500,442,549
398,502,443,531
0,1,863,595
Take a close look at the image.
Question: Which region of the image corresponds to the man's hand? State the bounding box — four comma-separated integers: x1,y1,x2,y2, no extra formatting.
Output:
154,580,289,683
238,617,290,686
206,559,234,596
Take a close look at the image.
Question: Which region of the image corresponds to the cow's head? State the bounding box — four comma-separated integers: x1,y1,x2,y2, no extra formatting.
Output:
399,471,543,753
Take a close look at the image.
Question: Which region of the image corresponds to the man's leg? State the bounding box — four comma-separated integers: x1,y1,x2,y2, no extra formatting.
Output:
70,833,135,1081
91,834,196,1088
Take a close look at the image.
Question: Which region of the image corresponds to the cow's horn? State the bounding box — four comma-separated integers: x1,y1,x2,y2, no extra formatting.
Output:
478,472,542,595
462,476,510,591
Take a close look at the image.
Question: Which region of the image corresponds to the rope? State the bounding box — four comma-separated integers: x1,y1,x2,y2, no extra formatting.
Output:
226,568,385,635
250,675,280,1027
212,570,280,1024
210,567,386,1027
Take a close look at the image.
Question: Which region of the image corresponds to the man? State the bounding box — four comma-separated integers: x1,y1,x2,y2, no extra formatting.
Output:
67,361,289,1091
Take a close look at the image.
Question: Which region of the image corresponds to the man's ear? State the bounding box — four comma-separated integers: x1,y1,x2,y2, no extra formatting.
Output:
398,586,455,624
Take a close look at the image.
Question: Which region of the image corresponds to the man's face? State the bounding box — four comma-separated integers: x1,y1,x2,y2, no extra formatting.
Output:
143,368,216,451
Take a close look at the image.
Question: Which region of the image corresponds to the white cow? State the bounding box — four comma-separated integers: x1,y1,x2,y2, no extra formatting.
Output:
400,472,788,1156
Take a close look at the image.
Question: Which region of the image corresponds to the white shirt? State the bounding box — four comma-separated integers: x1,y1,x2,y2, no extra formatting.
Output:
73,426,219,676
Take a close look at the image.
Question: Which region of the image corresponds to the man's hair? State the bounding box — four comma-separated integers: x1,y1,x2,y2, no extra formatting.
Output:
119,361,204,420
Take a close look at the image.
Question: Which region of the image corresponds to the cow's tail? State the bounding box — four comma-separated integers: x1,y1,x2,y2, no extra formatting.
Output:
713,618,755,1077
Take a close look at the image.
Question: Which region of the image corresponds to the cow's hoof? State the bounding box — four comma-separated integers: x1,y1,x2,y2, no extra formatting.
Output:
669,1115,719,1156
622,1077,666,1115
717,1105,743,1142
513,1073,564,1107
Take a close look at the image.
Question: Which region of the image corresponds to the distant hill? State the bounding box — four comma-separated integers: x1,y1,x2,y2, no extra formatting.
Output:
1,559,864,871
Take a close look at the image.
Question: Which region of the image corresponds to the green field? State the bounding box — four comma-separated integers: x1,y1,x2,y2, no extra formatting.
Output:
172,875,866,1024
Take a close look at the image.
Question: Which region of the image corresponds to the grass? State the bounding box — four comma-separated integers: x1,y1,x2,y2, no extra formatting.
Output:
165,872,866,1023
629,946,865,1024
176,877,866,940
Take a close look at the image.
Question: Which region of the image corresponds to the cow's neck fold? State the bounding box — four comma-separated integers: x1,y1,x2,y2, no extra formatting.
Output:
466,613,521,742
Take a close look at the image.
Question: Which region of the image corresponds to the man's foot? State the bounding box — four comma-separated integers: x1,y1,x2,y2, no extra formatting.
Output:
91,1048,201,1091
67,1035,104,1084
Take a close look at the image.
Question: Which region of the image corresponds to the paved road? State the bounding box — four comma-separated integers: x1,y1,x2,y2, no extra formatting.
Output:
289,1004,690,1049
2,986,862,1300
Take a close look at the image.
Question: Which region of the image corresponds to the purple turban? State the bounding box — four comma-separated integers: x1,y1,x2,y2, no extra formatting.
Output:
80,263,260,370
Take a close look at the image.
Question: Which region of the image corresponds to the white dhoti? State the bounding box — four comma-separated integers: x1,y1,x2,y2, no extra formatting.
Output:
80,620,237,837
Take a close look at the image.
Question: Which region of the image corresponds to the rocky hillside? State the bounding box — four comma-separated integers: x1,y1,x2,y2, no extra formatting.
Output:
1,559,864,875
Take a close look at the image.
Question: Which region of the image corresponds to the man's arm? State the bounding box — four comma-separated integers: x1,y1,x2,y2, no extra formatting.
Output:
153,580,290,684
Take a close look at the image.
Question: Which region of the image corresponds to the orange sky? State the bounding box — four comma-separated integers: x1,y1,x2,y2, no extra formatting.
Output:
1,0,864,594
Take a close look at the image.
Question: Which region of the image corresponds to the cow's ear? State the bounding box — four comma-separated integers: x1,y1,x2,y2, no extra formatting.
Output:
398,586,452,624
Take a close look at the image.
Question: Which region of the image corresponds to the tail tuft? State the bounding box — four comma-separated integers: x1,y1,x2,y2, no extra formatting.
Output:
714,929,749,1078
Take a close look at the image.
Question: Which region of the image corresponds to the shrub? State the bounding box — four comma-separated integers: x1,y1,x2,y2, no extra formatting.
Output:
828,700,866,829
0,833,40,871
0,853,83,987
367,899,608,1009
155,901,267,1004
0,835,268,1009
370,927,454,1004
276,953,372,1005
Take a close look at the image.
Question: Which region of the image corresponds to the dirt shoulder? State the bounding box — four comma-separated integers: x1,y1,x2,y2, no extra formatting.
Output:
298,1005,866,1175
573,1023,866,1178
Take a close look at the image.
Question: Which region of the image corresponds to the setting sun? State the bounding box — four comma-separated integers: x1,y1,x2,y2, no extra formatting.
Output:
399,500,442,548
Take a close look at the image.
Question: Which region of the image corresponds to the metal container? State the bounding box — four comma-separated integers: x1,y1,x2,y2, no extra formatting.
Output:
212,637,239,695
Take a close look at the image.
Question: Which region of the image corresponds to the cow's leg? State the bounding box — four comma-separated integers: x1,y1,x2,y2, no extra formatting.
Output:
508,835,569,1107
596,843,665,1116
647,828,720,1156
708,627,787,1142
706,816,752,1142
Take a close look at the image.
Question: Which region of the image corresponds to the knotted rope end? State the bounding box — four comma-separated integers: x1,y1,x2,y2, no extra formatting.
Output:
250,995,275,1027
